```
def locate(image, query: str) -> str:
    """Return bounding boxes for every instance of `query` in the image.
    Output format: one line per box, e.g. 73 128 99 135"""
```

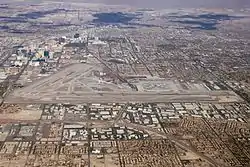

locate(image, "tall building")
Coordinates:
44 51 49 58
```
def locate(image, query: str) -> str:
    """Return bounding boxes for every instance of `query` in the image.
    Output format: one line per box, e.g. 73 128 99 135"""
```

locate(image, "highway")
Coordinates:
111 104 129 127
117 120 226 167
61 107 226 167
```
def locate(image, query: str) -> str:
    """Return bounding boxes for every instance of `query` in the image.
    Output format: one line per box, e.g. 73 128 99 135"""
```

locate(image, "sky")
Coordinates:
2 0 250 9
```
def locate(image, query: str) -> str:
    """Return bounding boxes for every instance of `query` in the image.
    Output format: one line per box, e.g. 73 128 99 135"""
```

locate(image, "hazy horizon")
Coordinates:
1 0 250 9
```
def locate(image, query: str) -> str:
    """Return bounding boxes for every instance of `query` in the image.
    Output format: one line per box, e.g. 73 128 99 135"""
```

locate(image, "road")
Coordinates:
117 120 226 167
96 48 138 91
110 104 129 127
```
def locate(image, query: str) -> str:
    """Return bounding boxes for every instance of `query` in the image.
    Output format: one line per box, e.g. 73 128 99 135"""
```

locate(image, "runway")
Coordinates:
5 63 243 104
5 90 242 104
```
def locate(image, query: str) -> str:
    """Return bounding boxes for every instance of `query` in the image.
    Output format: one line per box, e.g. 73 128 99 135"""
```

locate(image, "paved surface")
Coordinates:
5 63 243 104
117 120 225 167
5 90 242 104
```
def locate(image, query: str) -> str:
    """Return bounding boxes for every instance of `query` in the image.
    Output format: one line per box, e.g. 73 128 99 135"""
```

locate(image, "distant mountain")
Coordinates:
2 0 250 9
91 0 250 9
